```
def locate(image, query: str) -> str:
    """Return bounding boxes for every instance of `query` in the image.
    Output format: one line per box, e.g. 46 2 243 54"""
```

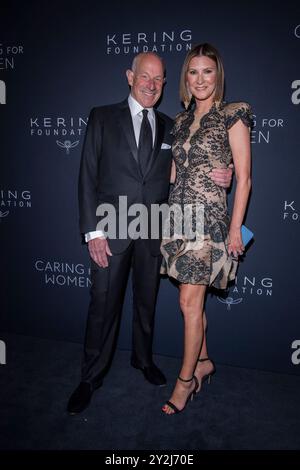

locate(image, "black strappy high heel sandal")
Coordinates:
196 357 216 393
162 375 199 415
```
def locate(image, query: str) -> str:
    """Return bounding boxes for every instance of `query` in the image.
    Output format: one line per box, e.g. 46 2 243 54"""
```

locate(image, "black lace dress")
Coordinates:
160 101 252 289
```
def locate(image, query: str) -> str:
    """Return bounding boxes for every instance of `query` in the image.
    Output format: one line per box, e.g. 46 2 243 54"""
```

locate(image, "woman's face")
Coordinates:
186 55 217 104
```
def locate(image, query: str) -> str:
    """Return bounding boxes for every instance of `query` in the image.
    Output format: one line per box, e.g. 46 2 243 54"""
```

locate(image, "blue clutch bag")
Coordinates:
241 224 254 246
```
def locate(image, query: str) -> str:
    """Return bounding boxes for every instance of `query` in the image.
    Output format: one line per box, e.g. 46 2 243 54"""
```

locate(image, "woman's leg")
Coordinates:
194 310 215 391
162 283 207 414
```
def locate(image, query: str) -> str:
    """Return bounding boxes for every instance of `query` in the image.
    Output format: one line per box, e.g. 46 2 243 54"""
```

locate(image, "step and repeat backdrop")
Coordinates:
1 0 299 374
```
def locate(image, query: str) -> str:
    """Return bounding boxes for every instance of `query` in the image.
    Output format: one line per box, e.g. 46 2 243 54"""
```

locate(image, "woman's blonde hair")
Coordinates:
179 43 224 109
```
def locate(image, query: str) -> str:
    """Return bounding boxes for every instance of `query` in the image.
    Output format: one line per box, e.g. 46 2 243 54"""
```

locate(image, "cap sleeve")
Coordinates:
225 102 253 130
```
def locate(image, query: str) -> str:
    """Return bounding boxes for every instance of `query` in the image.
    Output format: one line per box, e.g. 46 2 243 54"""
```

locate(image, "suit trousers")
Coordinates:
81 238 162 389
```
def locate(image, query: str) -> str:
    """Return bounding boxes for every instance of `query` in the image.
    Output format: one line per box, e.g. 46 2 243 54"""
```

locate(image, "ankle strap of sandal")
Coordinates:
198 357 209 363
178 375 194 383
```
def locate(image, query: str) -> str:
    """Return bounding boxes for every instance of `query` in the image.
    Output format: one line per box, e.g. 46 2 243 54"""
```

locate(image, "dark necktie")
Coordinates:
138 109 153 176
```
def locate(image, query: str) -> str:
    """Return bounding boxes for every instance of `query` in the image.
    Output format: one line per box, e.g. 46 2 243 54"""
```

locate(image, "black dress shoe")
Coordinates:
67 382 94 415
131 362 166 386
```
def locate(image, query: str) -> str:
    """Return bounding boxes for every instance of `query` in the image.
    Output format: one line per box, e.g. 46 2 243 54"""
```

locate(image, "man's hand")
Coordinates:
88 237 112 268
210 164 234 188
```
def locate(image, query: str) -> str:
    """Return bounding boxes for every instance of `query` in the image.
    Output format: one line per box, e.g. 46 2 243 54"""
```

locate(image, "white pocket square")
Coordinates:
161 143 171 149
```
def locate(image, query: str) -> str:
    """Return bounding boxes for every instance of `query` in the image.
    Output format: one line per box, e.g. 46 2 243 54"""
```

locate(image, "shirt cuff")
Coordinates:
85 230 105 242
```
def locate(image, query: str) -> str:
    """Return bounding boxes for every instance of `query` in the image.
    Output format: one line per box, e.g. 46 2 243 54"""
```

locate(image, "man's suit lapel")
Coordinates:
118 101 139 164
118 101 166 178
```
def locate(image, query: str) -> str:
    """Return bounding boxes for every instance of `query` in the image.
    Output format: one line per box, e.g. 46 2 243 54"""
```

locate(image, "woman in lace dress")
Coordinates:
161 43 252 414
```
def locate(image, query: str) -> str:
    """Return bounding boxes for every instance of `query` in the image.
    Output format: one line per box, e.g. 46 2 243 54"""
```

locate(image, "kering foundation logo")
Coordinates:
29 116 87 154
34 259 91 288
56 140 80 154
0 189 32 219
0 43 24 71
217 295 243 311
283 200 298 221
0 210 9 219
106 30 192 55
217 274 273 309
251 114 284 144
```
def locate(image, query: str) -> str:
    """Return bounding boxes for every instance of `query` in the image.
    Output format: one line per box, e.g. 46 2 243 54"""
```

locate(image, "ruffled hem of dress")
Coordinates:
160 218 238 289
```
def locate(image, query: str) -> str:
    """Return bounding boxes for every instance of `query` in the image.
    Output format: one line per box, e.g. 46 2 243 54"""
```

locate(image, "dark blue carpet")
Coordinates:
0 333 299 450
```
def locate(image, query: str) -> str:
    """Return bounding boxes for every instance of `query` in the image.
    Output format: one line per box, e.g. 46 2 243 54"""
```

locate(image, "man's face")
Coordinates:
126 54 165 108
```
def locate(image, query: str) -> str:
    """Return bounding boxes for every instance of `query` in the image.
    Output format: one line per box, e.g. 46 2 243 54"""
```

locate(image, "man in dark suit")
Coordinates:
67 52 231 414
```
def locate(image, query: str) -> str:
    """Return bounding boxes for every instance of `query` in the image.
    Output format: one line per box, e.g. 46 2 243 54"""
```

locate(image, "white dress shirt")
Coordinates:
85 95 156 242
